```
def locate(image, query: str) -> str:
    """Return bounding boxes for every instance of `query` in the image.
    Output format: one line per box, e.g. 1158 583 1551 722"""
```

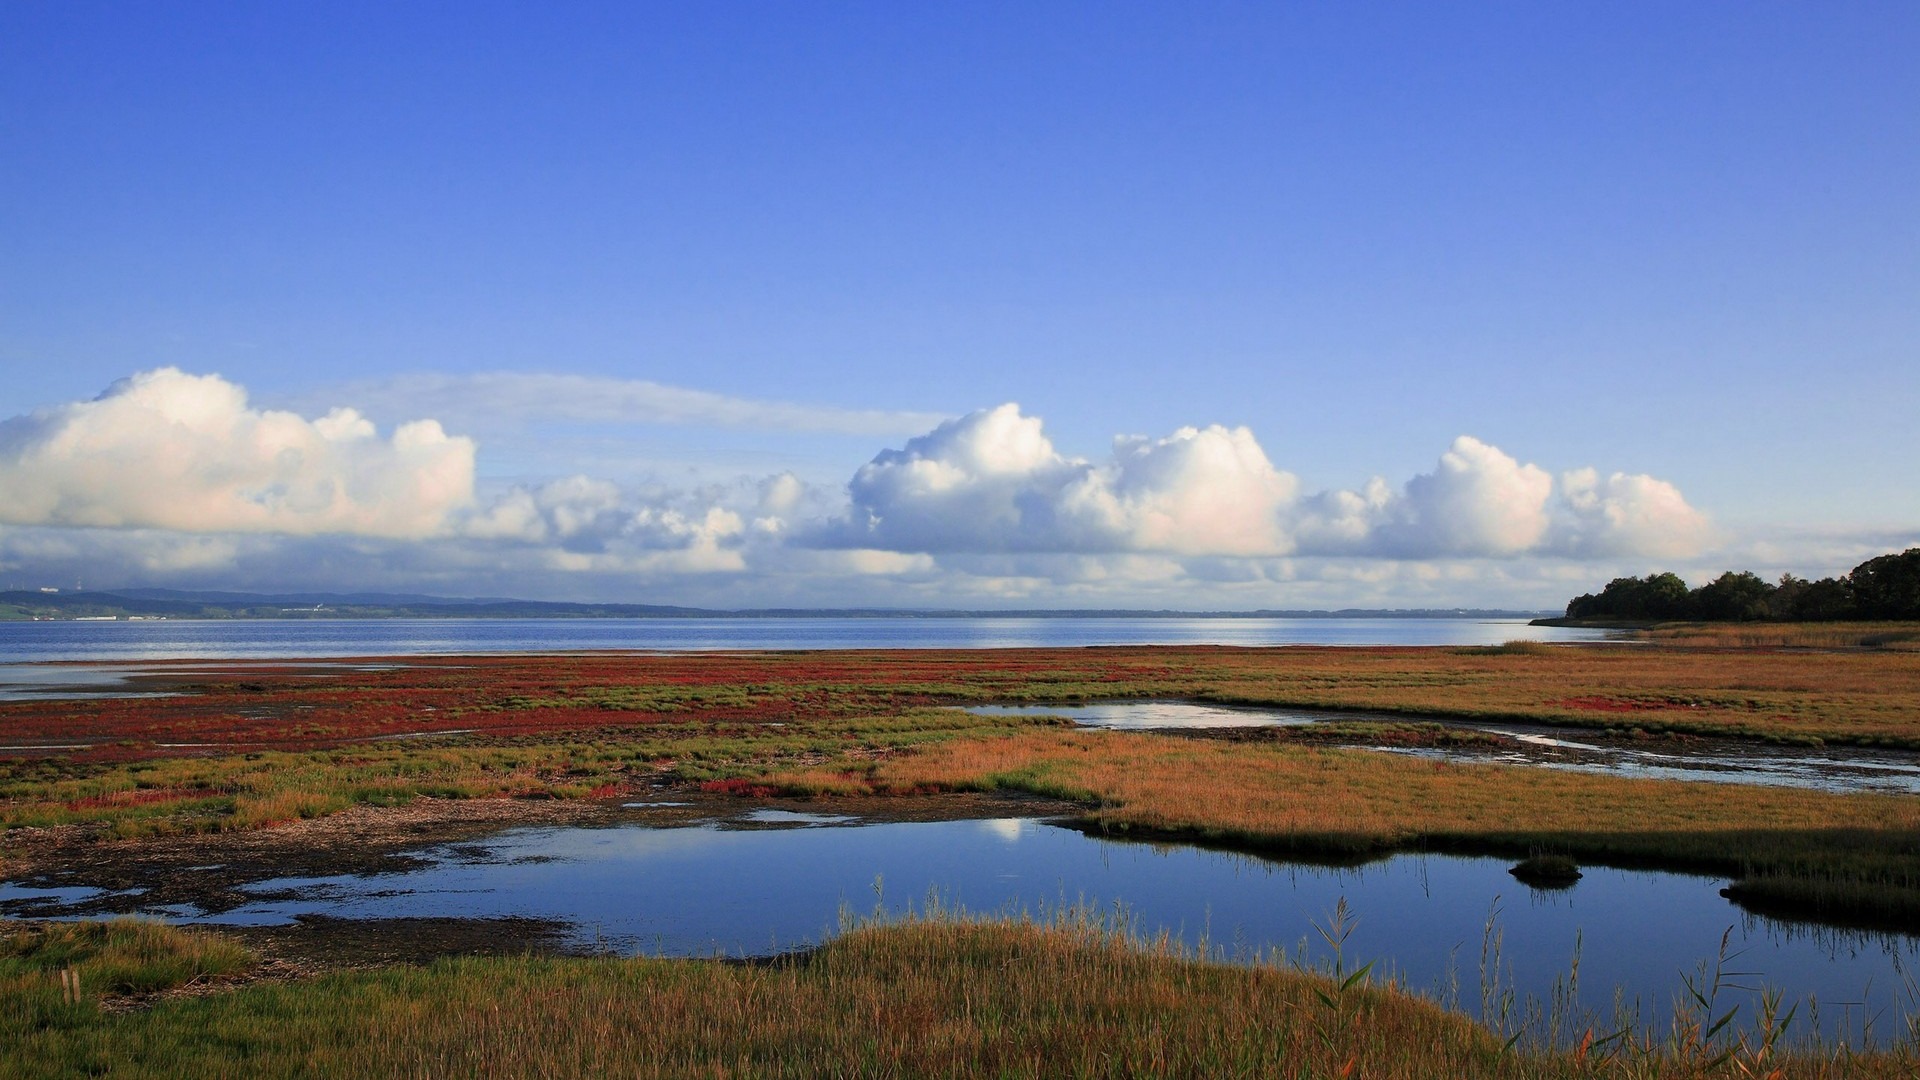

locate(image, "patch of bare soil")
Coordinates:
224 914 581 971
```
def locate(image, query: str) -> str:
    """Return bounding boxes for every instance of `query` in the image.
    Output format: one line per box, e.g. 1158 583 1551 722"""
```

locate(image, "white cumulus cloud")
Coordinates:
1556 468 1715 558
0 368 475 538
1361 436 1554 557
817 407 1711 563
825 404 1090 553
461 476 752 574
0 372 1725 605
820 404 1301 556
1063 426 1299 556
464 476 629 546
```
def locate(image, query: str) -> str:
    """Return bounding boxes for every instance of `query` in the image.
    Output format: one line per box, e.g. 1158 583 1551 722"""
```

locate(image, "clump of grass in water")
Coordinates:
1457 639 1558 657
1510 853 1584 888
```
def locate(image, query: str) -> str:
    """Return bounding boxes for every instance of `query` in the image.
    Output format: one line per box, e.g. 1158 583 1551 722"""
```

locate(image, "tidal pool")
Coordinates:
0 660 402 704
0 664 180 703
968 702 1920 796
15 813 1912 1047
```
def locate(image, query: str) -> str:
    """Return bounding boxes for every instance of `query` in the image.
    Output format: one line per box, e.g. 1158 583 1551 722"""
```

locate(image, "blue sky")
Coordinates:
2 3 1916 608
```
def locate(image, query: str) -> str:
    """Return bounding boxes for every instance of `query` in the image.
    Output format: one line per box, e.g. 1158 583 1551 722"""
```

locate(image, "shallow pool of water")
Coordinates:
13 815 1910 1047
0 660 404 704
0 664 175 703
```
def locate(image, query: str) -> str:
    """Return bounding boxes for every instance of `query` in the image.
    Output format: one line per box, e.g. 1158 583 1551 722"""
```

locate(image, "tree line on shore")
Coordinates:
1565 546 1920 622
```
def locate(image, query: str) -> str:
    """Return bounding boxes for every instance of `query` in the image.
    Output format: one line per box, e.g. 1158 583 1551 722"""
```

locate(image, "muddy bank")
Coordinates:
1 794 623 891
223 915 581 970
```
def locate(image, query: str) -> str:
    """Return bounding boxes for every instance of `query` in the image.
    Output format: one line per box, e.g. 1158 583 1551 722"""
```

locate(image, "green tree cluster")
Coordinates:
1564 547 1920 622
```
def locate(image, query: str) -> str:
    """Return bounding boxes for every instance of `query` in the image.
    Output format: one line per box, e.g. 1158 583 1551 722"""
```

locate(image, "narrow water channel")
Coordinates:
7 811 1912 1047
965 702 1920 796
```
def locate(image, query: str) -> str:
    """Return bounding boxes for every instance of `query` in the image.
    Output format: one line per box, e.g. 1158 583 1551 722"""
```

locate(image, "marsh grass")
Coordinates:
0 910 1497 1079
4 650 1917 1074
0 707 1050 838
1631 622 1920 651
7 644 1920 843
1457 639 1561 657
6 647 1920 929
1 910 1913 1079
1510 854 1584 887
0 918 253 1027
769 730 1920 924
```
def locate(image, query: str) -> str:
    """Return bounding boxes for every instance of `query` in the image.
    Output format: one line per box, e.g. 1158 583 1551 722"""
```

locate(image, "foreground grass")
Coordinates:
1 919 253 1011
3 916 1910 1079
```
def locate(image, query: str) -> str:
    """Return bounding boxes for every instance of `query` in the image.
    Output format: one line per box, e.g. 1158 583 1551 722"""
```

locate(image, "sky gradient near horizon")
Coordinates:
2 3 1916 609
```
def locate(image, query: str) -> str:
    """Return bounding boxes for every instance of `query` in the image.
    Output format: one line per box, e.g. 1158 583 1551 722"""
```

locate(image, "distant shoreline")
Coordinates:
0 589 1552 622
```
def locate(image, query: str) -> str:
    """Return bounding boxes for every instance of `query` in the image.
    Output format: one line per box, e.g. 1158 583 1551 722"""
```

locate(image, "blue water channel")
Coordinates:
10 810 1910 1048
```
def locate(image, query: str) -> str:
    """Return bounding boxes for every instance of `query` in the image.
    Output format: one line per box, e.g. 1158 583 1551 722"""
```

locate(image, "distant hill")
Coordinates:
115 588 514 606
0 589 1552 621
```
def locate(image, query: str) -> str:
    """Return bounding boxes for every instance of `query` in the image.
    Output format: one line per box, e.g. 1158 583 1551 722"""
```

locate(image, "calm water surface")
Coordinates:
0 616 1602 664
6 813 1907 1047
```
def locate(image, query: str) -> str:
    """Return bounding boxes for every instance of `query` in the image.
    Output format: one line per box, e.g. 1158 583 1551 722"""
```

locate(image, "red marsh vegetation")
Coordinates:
6 643 1918 762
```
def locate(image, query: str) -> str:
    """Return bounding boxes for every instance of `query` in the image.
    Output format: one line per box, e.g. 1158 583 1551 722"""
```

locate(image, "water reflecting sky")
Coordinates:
10 815 1902 1048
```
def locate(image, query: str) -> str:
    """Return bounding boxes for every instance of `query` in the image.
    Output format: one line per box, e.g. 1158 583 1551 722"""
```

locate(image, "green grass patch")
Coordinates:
0 913 1909 1078
1 918 253 1030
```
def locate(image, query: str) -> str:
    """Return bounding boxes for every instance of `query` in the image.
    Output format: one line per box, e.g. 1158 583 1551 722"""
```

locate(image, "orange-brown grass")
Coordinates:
3 914 1907 1079
1627 622 1920 651
1178 644 1920 747
772 730 1920 920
